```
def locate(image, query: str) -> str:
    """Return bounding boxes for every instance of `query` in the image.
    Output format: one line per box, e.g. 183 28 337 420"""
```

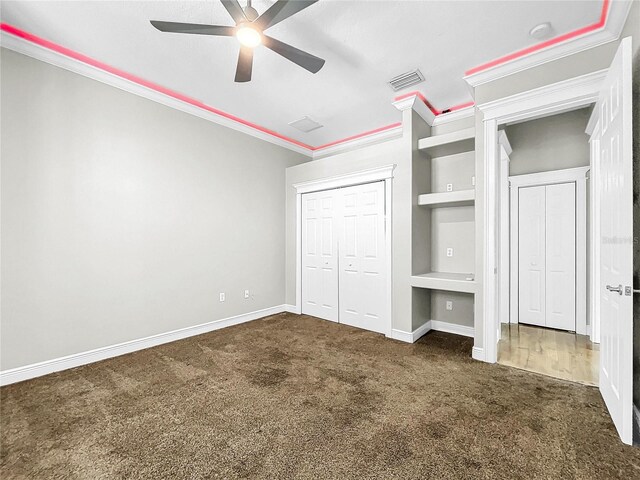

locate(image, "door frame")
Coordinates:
477 68 607 363
292 165 396 337
509 167 589 335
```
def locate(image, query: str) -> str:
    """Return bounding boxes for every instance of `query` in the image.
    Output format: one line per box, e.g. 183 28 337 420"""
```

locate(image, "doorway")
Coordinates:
497 109 596 386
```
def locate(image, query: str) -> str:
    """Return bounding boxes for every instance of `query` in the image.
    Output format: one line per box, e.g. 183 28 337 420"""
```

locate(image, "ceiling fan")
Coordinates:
150 0 325 82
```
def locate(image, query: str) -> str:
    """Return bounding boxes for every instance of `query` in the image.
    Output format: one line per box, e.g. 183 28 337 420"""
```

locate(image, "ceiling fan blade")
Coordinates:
263 35 325 74
235 46 253 82
150 21 235 36
254 0 318 30
221 0 247 25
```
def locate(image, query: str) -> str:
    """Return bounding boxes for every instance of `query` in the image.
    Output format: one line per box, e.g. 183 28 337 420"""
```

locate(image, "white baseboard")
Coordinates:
0 305 287 386
390 321 431 343
430 320 474 338
284 304 300 314
472 346 485 361
390 320 474 344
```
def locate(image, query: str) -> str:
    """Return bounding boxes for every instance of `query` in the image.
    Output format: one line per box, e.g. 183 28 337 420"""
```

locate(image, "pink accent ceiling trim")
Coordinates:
1 23 476 153
313 122 402 150
393 91 475 117
0 23 314 151
465 0 610 76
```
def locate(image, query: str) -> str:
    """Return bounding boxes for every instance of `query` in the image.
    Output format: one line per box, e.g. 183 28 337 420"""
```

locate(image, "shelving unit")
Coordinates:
418 127 475 158
410 122 477 332
411 272 476 293
418 189 474 208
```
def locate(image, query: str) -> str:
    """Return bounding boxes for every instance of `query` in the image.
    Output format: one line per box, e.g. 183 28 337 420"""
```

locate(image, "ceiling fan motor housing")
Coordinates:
243 6 259 21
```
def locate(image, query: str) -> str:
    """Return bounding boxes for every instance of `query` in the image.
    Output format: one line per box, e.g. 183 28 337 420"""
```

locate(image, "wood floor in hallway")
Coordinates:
498 323 599 386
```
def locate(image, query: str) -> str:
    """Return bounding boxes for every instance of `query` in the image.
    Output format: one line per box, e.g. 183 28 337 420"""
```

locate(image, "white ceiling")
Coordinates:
1 1 604 147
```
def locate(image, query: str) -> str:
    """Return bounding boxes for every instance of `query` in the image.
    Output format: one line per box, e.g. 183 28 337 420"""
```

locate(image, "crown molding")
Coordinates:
392 94 436 125
463 0 632 88
477 68 607 124
432 105 475 126
312 124 402 159
1 30 313 157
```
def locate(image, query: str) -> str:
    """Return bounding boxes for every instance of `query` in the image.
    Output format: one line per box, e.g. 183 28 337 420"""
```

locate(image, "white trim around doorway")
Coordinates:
509 166 590 336
477 69 605 363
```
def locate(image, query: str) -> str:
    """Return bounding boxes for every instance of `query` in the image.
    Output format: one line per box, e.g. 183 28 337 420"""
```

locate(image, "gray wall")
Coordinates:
0 49 306 370
505 108 590 176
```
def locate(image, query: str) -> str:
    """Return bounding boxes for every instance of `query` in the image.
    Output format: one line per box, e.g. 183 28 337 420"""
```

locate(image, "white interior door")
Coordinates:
338 182 387 334
545 182 576 331
598 37 633 445
301 190 338 322
518 185 546 327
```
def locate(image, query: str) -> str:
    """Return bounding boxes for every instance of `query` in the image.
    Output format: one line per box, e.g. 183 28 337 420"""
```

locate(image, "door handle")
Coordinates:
606 284 623 295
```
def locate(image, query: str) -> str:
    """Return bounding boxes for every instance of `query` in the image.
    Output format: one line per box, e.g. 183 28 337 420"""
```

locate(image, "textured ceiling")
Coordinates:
1 1 604 147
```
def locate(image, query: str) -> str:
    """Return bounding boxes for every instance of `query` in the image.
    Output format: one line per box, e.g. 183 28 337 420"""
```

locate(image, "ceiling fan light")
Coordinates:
236 25 262 48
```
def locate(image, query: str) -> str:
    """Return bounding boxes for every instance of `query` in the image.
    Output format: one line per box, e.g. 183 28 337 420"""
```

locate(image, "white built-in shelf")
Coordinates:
411 272 476 293
418 189 475 208
418 127 475 157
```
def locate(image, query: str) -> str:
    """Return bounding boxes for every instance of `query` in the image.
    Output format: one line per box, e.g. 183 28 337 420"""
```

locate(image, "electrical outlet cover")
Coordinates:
446 248 454 257
446 301 453 311
446 183 453 192
219 292 225 302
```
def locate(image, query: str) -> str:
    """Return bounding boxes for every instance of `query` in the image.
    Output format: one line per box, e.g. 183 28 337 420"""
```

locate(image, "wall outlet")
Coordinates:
244 290 250 299
471 176 475 186
446 301 453 311
219 292 225 302
446 183 453 192
446 247 454 257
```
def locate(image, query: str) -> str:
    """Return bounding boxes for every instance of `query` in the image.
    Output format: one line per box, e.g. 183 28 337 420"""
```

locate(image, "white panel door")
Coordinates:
598 37 633 445
545 182 576 331
518 185 546 327
301 190 338 322
338 182 387 334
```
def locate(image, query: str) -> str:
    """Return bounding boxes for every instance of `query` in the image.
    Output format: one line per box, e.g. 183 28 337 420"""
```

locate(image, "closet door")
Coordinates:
544 182 576 331
301 190 338 322
518 185 546 327
338 182 386 334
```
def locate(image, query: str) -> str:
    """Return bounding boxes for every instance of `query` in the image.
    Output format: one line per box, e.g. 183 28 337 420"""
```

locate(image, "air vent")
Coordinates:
388 69 425 91
288 116 323 133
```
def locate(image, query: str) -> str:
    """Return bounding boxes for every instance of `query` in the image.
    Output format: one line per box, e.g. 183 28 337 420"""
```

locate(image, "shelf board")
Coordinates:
418 127 475 157
411 272 476 293
418 189 475 208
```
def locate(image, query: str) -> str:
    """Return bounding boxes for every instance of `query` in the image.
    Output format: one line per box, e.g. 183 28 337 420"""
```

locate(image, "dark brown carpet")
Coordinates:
2 313 639 479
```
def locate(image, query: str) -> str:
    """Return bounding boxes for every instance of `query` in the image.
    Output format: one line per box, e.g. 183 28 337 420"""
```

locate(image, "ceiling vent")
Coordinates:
388 69 425 91
288 116 323 133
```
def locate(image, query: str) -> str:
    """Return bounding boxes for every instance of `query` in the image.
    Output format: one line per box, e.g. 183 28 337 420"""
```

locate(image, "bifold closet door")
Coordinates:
519 185 547 327
338 182 386 334
301 190 338 322
518 183 576 330
544 182 575 331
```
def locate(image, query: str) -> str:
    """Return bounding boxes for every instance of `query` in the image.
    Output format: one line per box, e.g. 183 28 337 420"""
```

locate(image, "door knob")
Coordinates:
606 284 623 295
